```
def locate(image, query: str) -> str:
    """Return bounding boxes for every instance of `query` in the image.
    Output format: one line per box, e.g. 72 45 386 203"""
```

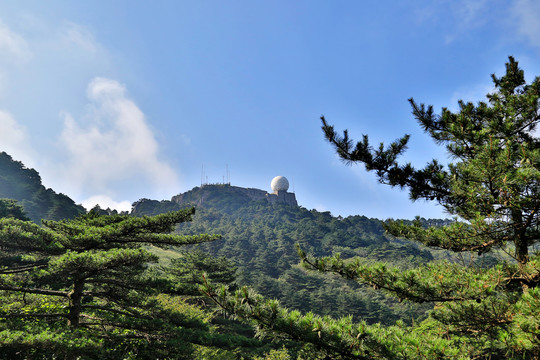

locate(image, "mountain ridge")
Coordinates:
132 183 300 216
0 152 85 222
0 152 446 324
132 183 445 324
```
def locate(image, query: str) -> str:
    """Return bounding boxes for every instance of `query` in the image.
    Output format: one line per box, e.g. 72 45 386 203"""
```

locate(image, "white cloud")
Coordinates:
87 77 126 101
0 111 25 145
0 20 31 62
457 0 488 27
0 19 32 97
444 0 489 44
59 77 180 199
512 0 540 48
0 18 178 205
0 110 34 166
81 195 132 212
61 22 100 53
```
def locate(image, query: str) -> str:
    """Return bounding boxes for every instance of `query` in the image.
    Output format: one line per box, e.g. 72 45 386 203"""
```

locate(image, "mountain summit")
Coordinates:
132 182 298 216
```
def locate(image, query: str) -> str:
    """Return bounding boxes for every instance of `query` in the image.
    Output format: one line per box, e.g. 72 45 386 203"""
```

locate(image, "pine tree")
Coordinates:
0 198 29 221
202 57 540 359
0 207 250 358
164 249 237 297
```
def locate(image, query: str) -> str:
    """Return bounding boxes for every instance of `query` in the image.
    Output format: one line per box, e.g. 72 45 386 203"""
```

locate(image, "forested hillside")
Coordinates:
0 152 85 222
200 57 540 359
0 155 454 357
133 185 445 324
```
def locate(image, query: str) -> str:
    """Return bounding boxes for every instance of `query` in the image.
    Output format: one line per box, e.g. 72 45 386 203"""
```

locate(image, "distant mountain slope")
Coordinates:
133 185 439 325
0 152 85 222
132 184 292 216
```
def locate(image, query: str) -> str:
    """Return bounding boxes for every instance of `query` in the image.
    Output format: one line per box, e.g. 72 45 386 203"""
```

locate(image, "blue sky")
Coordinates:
0 1 539 219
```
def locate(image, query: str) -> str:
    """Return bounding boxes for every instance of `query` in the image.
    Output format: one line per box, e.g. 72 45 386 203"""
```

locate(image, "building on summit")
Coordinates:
266 176 297 206
165 175 298 211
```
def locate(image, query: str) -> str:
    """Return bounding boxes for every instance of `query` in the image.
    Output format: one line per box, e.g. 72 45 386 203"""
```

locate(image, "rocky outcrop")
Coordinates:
170 184 298 208
130 184 300 217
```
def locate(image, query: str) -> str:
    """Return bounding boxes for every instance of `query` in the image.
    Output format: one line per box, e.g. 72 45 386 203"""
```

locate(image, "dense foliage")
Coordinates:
203 57 540 359
3 57 536 360
0 198 30 221
0 207 268 358
135 187 438 326
0 152 85 222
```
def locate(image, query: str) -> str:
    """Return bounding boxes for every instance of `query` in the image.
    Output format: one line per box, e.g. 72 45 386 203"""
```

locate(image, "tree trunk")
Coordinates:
512 209 528 267
67 280 84 328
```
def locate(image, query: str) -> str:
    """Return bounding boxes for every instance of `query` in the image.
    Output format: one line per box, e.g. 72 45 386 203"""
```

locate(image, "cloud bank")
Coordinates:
0 110 35 166
0 18 180 212
81 195 132 212
60 77 180 209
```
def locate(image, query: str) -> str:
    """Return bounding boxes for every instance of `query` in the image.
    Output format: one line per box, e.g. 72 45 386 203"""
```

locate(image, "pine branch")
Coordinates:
0 263 48 274
383 218 508 254
201 277 470 359
0 285 68 297
298 248 503 304
80 304 151 320
321 116 453 202
0 312 67 319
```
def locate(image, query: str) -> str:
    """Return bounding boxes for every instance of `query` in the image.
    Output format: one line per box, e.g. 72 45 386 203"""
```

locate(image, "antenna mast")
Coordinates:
201 165 203 187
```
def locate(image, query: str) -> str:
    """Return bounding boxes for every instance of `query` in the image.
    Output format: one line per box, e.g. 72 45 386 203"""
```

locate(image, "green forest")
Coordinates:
133 186 452 326
0 152 86 223
0 57 539 359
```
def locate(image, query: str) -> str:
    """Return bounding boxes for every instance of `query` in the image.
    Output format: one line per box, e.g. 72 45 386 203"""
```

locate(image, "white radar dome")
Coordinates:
271 176 289 192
